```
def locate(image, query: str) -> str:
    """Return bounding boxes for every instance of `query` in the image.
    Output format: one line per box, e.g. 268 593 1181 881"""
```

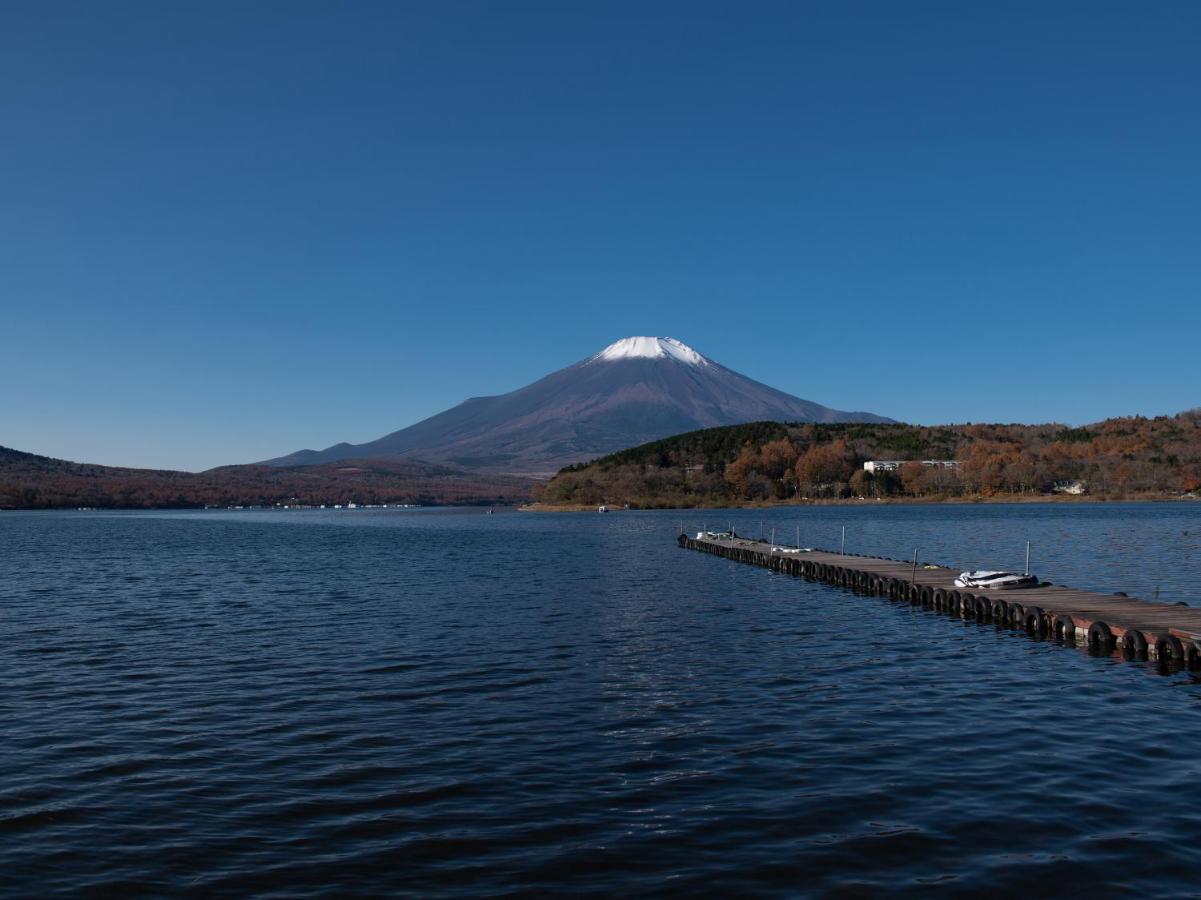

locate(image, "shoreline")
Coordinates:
521 493 1198 512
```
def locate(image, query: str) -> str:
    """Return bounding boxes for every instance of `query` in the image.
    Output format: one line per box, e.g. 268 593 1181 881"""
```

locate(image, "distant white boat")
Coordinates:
598 505 608 513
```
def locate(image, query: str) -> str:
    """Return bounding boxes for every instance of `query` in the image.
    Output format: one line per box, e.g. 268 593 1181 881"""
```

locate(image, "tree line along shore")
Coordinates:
535 413 1201 509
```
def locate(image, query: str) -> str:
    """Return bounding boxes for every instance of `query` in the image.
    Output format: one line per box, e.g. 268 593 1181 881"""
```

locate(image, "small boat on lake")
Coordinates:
954 570 1039 590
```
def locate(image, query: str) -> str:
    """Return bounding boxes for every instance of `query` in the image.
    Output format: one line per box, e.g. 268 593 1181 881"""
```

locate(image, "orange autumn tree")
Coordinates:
959 442 1023 495
795 439 855 497
759 438 799 496
723 444 761 499
724 438 801 499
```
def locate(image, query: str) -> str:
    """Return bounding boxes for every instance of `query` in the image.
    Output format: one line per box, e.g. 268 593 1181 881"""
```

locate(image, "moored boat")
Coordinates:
954 570 1039 590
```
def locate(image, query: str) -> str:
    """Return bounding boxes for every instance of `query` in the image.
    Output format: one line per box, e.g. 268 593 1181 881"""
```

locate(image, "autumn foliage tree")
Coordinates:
795 439 855 497
723 444 760 499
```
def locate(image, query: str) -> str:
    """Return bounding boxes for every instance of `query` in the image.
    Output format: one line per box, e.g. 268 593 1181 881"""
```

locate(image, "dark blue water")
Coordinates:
3 503 1201 897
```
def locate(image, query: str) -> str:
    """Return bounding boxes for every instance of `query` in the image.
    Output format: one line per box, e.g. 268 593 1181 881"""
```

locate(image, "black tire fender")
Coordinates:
1156 634 1184 661
1054 615 1076 641
1087 621 1115 649
1122 629 1148 654
1189 640 1201 670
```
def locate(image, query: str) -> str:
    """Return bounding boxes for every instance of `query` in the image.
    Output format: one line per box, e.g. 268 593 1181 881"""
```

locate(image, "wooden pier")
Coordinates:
679 533 1201 667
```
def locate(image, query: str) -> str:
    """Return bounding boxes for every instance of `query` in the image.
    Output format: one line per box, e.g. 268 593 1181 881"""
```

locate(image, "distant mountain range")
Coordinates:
2 336 893 508
263 337 891 476
0 445 534 510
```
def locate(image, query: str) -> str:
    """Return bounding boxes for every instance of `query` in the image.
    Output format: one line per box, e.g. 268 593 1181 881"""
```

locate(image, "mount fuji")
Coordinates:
262 337 892 476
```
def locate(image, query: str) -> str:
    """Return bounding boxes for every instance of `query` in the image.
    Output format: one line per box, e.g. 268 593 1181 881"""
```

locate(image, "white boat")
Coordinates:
954 570 1039 590
598 505 608 513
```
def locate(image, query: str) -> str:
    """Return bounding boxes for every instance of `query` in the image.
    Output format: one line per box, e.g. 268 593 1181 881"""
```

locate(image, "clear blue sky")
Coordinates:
2 1 1199 471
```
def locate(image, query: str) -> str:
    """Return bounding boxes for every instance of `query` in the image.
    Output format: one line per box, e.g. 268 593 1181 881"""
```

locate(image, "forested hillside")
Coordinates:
538 412 1201 508
0 446 534 509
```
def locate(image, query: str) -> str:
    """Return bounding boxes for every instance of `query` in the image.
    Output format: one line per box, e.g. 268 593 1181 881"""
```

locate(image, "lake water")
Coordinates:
4 502 1201 896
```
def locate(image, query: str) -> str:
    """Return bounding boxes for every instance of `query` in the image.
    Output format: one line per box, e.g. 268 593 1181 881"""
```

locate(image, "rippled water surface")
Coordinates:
4 503 1201 897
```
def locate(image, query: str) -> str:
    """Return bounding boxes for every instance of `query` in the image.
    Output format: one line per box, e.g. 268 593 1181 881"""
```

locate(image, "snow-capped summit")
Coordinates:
592 337 709 367
262 336 892 475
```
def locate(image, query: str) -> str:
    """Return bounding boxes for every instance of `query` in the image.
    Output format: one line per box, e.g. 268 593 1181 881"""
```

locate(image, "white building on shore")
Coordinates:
863 459 961 473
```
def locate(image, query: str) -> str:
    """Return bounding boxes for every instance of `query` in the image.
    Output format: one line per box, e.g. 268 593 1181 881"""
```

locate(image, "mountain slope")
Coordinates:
264 337 892 475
